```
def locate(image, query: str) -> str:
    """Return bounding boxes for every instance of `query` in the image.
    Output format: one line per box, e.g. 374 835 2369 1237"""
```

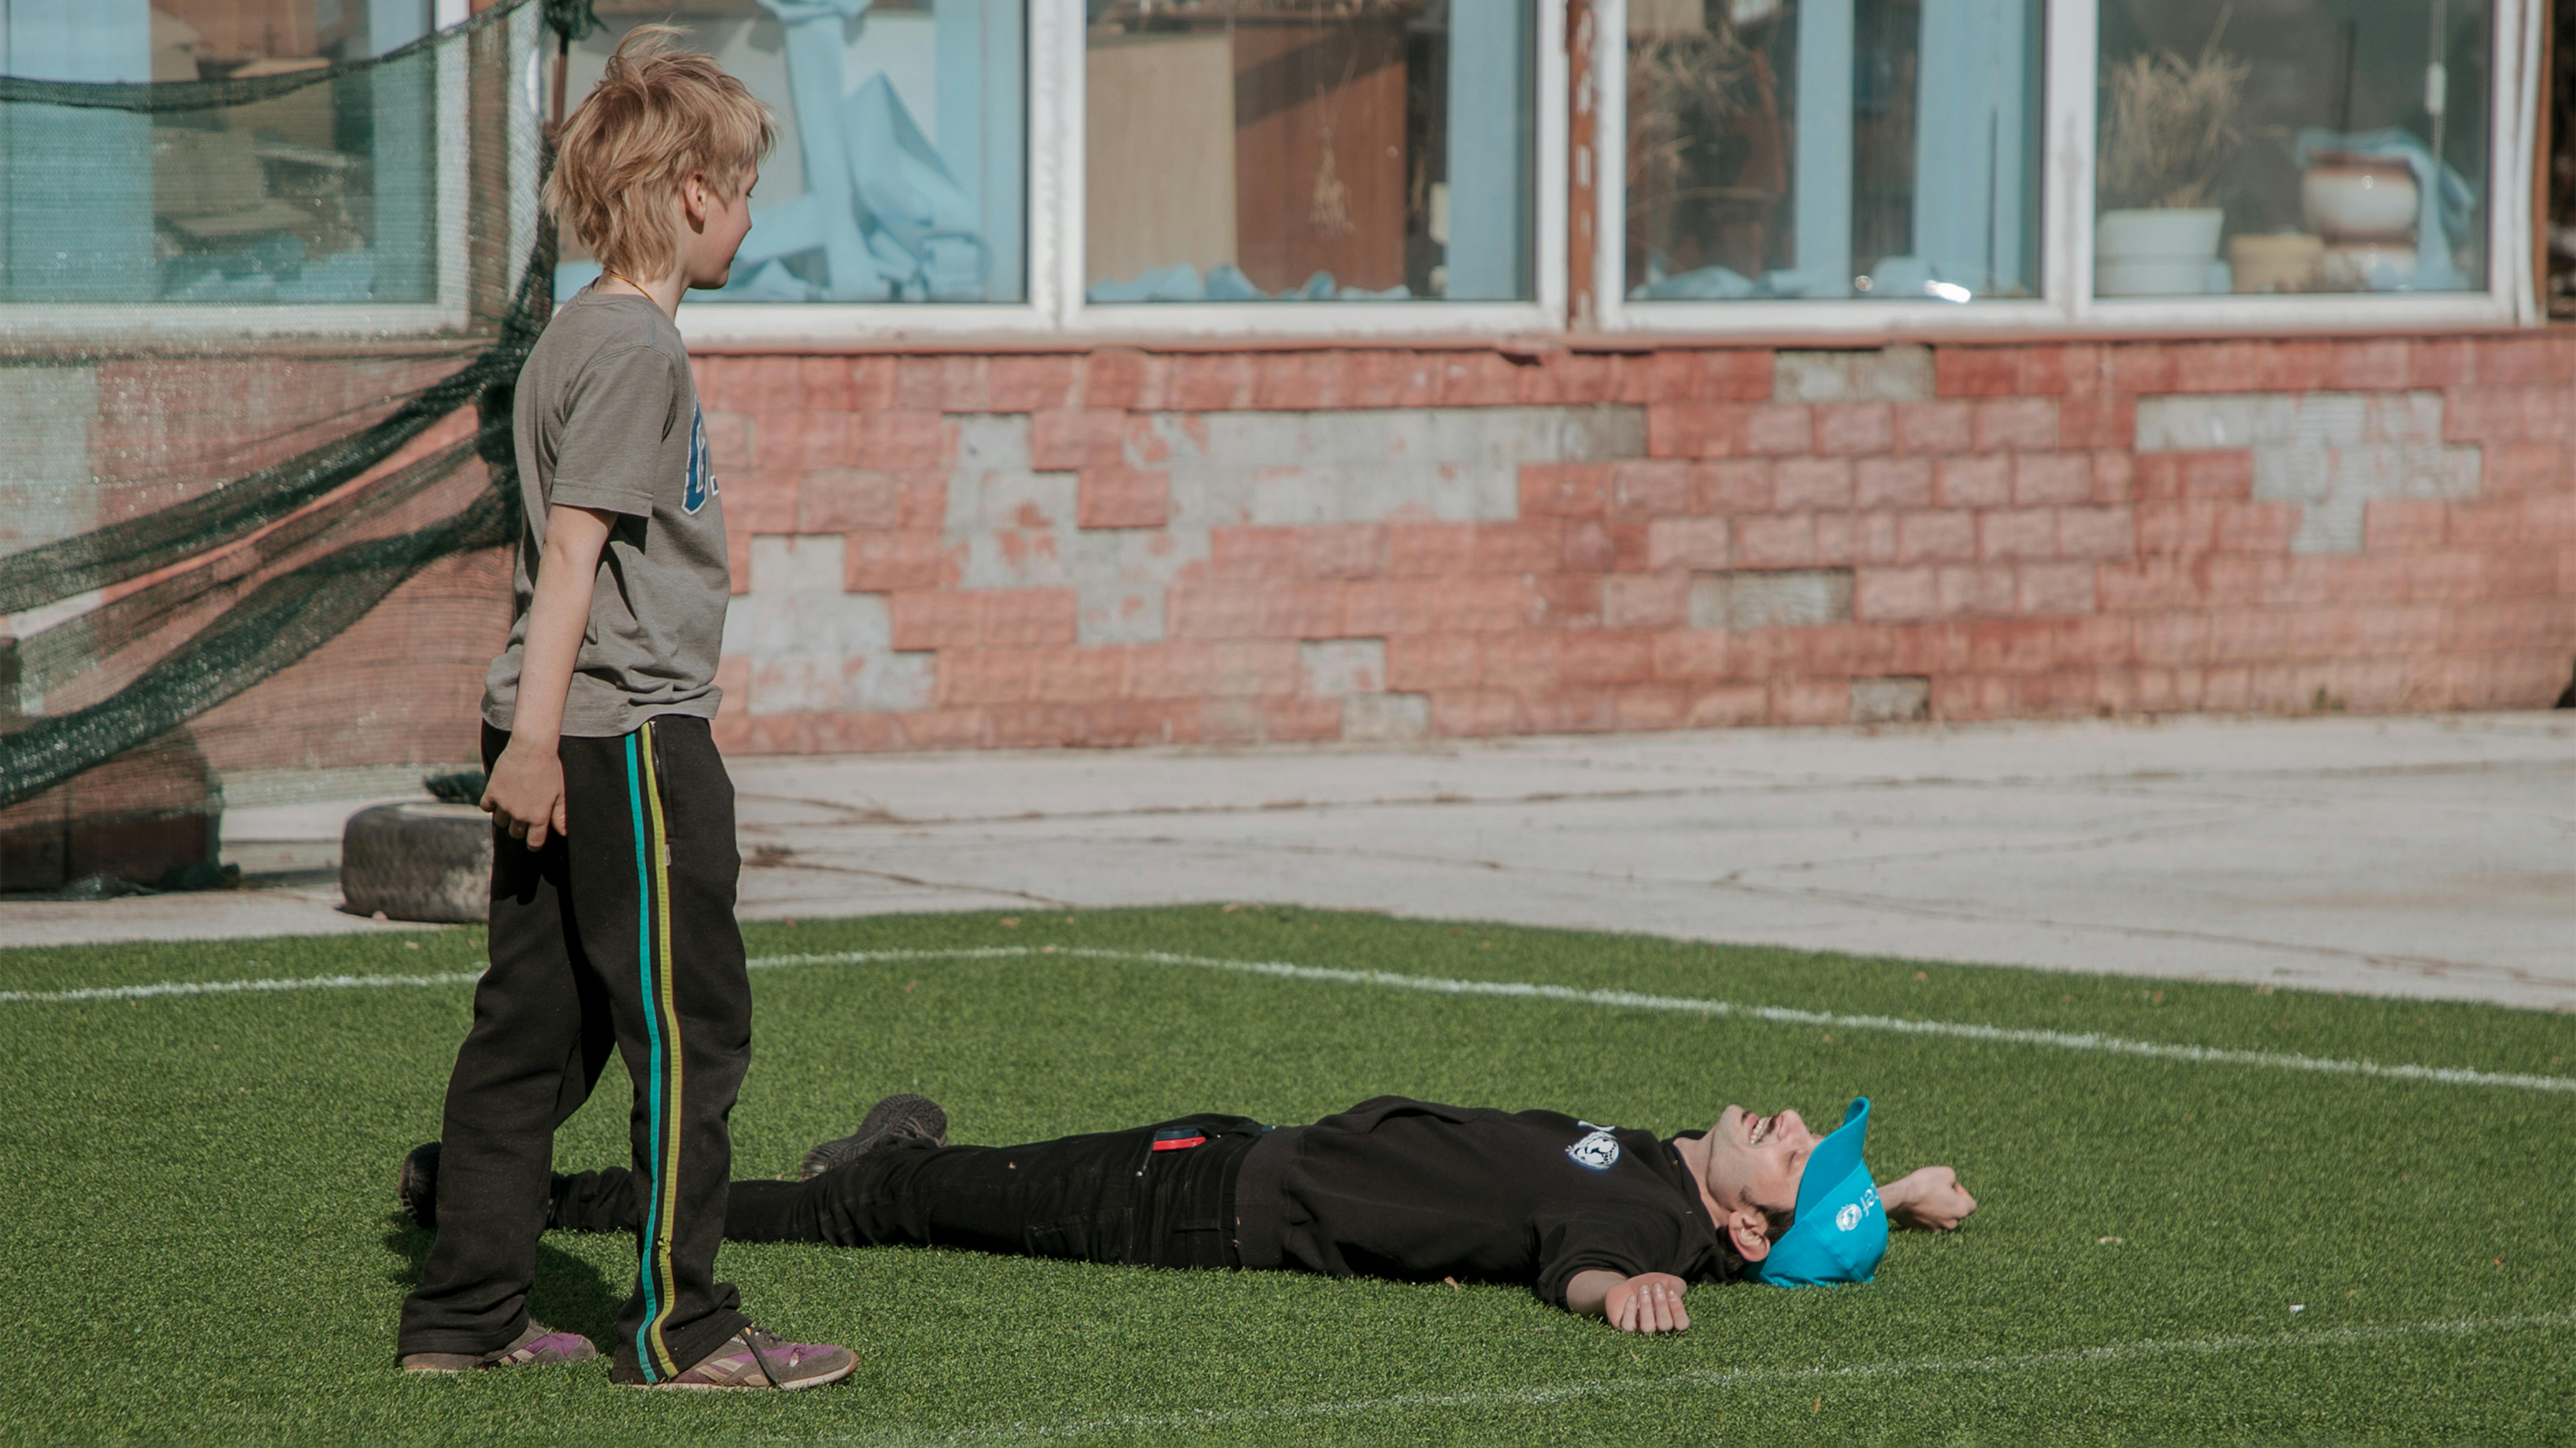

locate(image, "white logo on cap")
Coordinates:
1836 1203 1862 1232
1565 1123 1621 1170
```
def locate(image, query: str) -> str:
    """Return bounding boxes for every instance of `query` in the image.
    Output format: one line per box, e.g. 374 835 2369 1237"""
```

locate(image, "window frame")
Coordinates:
0 0 495 342
1591 0 2552 339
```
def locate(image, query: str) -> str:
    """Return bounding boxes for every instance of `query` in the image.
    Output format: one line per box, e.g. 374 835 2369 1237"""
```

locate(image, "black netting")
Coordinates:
0 0 578 888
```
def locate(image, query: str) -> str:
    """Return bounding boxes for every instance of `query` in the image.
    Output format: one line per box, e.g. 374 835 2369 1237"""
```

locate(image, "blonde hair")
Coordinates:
546 26 776 281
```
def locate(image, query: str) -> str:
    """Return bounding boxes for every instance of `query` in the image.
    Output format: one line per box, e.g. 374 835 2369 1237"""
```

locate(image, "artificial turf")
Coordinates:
2 906 2570 1445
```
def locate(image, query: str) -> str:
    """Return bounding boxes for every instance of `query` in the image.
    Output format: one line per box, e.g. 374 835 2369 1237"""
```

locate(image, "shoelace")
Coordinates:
735 1325 787 1387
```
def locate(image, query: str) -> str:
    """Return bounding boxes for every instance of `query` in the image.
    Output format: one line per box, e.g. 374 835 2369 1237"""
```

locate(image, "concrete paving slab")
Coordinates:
4 713 2570 1010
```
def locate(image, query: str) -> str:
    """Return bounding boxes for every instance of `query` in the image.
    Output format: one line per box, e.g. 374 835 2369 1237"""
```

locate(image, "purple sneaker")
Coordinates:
400 1320 598 1374
624 1325 855 1391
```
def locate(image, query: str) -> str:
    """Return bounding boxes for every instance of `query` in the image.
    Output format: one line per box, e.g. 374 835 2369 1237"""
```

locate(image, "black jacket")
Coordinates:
1258 1097 1729 1306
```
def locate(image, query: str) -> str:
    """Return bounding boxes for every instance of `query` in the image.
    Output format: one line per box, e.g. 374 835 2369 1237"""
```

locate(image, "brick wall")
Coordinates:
691 334 2576 754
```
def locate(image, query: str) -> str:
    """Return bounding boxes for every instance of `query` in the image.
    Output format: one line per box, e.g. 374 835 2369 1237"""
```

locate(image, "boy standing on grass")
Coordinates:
395 29 852 1391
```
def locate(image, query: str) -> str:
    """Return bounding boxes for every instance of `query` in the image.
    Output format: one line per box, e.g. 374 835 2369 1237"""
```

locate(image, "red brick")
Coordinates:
1166 583 1263 640
1388 633 1481 690
1258 581 1345 638
1479 632 1561 689
1561 520 1617 572
2359 499 2448 553
2108 343 2176 395
1434 577 1546 632
2133 451 2255 501
1079 349 1158 409
1773 679 1851 725
892 355 979 411
1300 525 1389 579
1815 402 1895 455
1432 690 1525 736
1251 352 1343 409
1029 409 1127 470
850 411 945 470
2328 339 2411 390
888 590 988 650
1937 564 2017 617
1776 457 1854 511
1896 511 1977 563
1337 350 1442 407
1936 454 2012 508
1746 404 1816 455
2478 334 2576 384
1472 521 1562 574
1976 508 2054 562
1262 698 1347 742
981 704 1092 749
2056 399 2135 450
1700 350 1777 400
1521 351 1621 406
1032 648 1129 703
1534 572 1604 628
2251 340 2335 391
1076 468 1169 530
1647 402 1747 458
1894 400 1975 454
1610 460 1693 515
1436 352 1528 406
1692 459 1774 513
2057 506 2135 559
984 589 1080 646
1855 455 1934 510
2483 443 2570 494
1167 355 1254 409
795 470 901 531
1617 352 1705 404
1646 516 1730 570
982 355 1080 411
1339 580 1437 635
844 530 949 592
1128 641 1301 698
1735 513 1818 569
1973 398 2057 452
719 468 797 532
2164 341 2260 393
1854 566 1937 621
897 472 948 530
1834 510 1898 565
1387 522 1476 576
2013 453 2092 506
1653 630 1730 680
1523 461 1613 516
1206 527 1303 579
938 648 1037 706
2017 563 2098 615
726 530 751 595
1602 572 1690 629
1935 348 2019 397
1611 684 1691 730
1687 684 1770 725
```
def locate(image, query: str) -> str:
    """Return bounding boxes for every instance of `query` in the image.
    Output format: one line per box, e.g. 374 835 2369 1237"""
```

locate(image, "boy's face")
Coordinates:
1701 1105 1817 1234
679 168 758 291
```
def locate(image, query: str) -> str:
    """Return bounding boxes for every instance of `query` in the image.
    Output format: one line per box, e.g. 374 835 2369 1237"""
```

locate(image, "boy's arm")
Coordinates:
482 504 616 849
1879 1166 1978 1230
1565 1270 1692 1334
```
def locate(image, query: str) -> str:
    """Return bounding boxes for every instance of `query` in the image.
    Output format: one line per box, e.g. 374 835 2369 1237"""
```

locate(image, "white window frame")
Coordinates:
0 0 489 342
1593 0 2552 339
682 0 1567 348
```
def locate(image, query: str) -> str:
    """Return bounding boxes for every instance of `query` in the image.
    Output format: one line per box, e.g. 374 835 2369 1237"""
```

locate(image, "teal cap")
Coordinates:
1742 1097 1887 1288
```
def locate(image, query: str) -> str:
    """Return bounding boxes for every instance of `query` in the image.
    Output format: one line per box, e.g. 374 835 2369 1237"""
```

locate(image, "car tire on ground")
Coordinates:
341 803 492 924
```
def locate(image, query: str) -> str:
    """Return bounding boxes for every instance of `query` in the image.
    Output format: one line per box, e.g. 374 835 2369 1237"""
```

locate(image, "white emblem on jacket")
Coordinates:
1565 1122 1621 1170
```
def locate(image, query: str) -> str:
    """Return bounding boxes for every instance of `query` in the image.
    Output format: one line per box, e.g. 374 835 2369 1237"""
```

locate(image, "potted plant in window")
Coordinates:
2095 22 2250 296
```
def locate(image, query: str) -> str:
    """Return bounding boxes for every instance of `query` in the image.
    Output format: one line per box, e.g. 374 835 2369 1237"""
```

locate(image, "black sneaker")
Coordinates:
397 1141 441 1230
397 1140 573 1231
799 1094 947 1180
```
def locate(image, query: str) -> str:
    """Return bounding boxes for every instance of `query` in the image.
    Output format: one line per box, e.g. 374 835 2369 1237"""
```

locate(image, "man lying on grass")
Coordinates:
401 1093 1976 1334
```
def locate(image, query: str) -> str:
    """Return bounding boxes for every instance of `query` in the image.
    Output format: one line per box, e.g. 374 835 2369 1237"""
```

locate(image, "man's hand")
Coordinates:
482 741 569 850
1566 1271 1692 1334
1880 1166 1978 1231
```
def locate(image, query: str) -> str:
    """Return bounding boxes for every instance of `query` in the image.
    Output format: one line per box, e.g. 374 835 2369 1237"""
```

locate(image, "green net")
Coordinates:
0 0 569 890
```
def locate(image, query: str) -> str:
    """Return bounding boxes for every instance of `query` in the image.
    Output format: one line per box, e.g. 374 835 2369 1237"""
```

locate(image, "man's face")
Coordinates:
1702 1105 1820 1230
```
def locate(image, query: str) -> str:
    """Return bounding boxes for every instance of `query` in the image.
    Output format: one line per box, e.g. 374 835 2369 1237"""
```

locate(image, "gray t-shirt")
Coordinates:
482 288 728 737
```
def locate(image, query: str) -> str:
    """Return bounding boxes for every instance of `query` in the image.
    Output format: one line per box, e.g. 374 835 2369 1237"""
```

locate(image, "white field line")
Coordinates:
8 944 2572 1096
917 1309 2576 1441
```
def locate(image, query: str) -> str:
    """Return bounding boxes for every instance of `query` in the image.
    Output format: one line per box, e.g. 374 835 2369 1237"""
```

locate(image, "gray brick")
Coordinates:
1342 692 1430 742
1850 676 1931 724
1774 345 1933 403
1300 639 1387 697
1689 569 1856 629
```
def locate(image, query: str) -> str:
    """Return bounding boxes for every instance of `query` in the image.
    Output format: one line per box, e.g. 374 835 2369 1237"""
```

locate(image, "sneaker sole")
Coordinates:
622 1359 856 1391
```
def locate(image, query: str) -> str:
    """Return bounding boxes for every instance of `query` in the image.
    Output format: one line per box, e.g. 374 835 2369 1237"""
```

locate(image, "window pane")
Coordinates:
1083 0 1535 304
0 0 438 304
1625 0 2041 303
2095 0 2489 297
563 1 1029 304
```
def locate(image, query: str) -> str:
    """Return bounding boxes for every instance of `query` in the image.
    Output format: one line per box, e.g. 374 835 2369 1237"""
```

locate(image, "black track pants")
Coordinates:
398 716 751 1381
555 1117 1268 1271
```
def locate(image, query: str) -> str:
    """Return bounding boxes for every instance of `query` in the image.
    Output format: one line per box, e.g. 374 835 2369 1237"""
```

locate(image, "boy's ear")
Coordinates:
679 173 710 229
1725 1209 1772 1263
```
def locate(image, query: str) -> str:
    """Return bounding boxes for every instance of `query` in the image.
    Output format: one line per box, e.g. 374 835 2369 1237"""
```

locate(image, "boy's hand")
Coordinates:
1882 1166 1978 1231
482 742 569 849
1603 1273 1692 1334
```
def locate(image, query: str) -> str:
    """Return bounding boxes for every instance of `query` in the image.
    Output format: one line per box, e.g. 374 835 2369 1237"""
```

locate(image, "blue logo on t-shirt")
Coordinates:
682 407 716 513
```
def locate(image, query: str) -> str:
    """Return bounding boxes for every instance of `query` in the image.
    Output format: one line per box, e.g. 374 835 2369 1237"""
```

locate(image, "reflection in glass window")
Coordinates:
2096 0 2489 297
1 0 437 304
1082 0 1534 304
562 1 1027 304
1625 0 2040 304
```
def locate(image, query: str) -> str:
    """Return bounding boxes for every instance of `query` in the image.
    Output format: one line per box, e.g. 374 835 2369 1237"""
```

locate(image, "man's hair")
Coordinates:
546 26 775 282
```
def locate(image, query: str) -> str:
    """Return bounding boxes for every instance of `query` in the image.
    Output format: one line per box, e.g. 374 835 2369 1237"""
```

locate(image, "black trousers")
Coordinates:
553 1117 1269 1271
398 716 752 1381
